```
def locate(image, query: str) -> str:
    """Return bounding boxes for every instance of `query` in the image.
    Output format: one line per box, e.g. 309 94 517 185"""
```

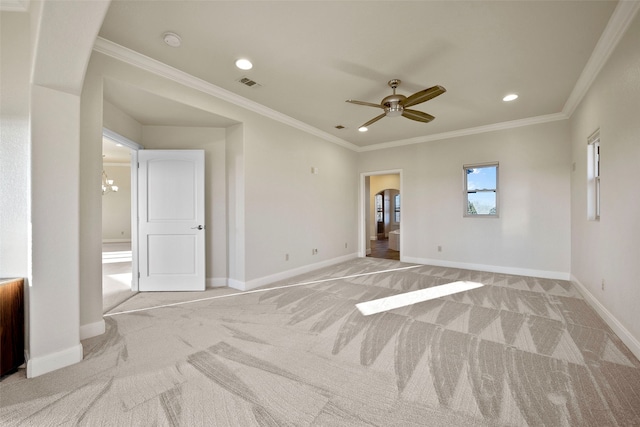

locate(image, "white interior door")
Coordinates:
138 150 205 291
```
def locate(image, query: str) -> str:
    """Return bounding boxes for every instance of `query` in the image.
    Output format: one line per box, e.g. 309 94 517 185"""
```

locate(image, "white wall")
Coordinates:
30 84 84 376
101 164 131 241
569 12 640 354
243 114 358 285
359 120 572 279
0 11 30 280
226 124 245 287
103 99 142 143
0 11 32 368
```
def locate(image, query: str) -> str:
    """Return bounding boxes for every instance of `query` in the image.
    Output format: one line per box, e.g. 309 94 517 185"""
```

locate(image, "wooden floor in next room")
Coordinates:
367 238 400 261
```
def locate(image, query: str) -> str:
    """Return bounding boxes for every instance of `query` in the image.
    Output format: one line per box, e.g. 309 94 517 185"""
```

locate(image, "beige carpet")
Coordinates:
1 258 639 426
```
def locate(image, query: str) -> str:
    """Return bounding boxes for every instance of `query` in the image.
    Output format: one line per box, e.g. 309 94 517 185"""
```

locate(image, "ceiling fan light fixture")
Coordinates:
385 102 404 117
235 58 253 70
503 93 518 102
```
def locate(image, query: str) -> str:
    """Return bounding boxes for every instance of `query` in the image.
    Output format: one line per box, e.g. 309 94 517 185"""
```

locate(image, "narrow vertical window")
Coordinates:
375 194 383 222
587 130 600 220
464 163 499 217
394 194 400 223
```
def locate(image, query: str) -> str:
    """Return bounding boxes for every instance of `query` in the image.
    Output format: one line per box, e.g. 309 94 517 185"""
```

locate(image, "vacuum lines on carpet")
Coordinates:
105 264 423 317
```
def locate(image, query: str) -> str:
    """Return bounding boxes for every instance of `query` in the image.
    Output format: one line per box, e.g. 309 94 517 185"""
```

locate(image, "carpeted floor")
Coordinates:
1 258 639 426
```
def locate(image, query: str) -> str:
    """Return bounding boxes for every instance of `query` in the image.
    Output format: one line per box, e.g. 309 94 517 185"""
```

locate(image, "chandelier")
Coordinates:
102 170 119 195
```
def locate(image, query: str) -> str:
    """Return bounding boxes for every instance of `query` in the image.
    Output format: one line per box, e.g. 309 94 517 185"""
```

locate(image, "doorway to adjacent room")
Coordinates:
361 171 402 261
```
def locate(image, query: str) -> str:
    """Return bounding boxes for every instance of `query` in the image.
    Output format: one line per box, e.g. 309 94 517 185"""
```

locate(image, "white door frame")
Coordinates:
102 128 143 291
359 169 403 259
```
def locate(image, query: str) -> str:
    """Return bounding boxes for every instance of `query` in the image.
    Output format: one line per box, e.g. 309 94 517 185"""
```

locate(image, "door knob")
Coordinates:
191 225 204 230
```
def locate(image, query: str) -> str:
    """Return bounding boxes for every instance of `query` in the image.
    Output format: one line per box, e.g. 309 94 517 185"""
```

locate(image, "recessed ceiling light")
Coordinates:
235 58 253 70
358 126 368 132
162 32 182 48
503 94 518 102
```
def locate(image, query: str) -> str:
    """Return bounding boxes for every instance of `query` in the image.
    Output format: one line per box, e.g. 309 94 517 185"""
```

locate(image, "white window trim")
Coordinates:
587 129 600 221
463 162 499 218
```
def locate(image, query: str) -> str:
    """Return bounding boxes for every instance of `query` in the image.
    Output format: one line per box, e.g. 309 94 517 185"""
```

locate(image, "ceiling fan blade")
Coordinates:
346 99 384 109
360 113 386 128
403 85 446 108
402 109 435 123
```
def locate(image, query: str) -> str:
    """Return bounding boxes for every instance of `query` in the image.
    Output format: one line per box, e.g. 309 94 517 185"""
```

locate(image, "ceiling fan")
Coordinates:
346 79 446 130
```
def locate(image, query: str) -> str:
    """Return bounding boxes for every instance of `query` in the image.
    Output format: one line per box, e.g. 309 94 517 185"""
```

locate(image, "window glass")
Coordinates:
587 130 600 220
464 163 498 217
375 194 383 222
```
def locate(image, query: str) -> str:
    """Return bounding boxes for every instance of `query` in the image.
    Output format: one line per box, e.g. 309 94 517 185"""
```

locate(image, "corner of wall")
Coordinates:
26 343 83 378
571 275 640 362
79 319 105 340
207 278 228 289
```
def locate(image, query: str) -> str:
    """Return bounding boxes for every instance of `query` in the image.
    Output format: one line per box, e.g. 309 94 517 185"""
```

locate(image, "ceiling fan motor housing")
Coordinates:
383 94 406 117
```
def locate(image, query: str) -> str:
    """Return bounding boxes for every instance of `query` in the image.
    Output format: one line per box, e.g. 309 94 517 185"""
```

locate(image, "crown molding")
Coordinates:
562 0 640 116
93 37 359 152
357 112 568 152
103 128 143 150
0 0 29 12
94 0 636 155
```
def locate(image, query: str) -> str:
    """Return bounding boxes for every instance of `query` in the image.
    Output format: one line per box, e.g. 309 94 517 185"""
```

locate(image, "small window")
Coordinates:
464 163 499 217
587 130 600 220
394 194 400 223
375 194 383 222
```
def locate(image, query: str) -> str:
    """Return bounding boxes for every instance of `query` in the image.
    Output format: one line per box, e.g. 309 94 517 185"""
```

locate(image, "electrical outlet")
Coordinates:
312 248 318 255
437 245 442 252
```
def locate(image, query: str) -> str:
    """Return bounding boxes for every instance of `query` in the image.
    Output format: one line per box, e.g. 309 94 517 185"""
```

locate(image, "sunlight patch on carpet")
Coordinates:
105 264 422 317
356 281 484 316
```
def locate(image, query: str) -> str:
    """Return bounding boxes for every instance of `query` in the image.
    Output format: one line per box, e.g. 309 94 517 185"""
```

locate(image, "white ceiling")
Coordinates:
97 0 619 149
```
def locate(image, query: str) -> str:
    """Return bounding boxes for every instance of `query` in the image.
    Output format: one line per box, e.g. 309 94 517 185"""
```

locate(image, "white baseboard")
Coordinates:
227 278 245 291
26 343 83 378
401 256 570 281
230 253 358 292
243 253 359 291
206 277 227 288
80 319 106 340
571 275 640 362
